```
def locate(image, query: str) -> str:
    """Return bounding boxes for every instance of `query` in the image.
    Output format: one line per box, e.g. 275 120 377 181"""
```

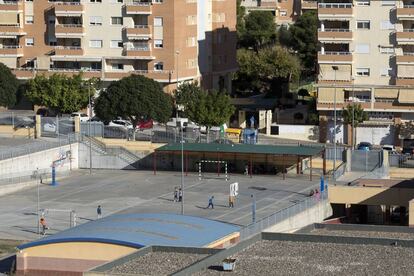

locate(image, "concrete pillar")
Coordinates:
321 44 325 55
394 113 402 148
238 110 246 129
409 199 414 227
345 203 352 221
319 115 328 143
346 124 352 146
320 21 325 32
345 148 352 172
259 110 266 130
265 110 272 135
74 116 80 134
35 115 41 139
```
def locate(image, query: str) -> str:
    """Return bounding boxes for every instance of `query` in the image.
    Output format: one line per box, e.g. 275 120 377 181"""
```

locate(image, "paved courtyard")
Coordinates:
0 170 319 241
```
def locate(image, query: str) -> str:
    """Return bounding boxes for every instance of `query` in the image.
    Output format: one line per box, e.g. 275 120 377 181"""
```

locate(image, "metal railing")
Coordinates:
240 191 328 240
318 3 352 8
56 24 83 28
318 28 351 32
403 28 414 32
133 24 149 28
319 51 352 55
55 46 82 50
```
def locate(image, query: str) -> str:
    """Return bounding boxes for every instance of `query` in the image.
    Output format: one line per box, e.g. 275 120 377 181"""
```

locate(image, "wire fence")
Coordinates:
240 191 328 240
0 112 35 129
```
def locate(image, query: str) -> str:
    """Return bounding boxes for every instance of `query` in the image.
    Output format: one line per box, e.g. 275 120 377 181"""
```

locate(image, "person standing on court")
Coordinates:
174 187 178 202
40 217 47 236
178 188 183 202
97 205 102 219
207 196 215 209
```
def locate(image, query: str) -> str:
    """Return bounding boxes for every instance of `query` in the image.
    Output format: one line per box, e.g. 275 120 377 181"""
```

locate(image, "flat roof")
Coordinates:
18 213 240 250
354 179 414 188
156 143 323 156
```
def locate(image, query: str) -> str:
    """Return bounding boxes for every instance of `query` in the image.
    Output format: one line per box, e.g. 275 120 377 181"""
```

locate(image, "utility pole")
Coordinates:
332 65 339 183
88 83 92 175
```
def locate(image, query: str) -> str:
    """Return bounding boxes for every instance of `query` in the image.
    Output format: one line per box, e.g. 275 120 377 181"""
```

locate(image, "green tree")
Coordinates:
234 47 301 95
94 75 172 138
399 121 414 140
240 11 277 50
0 62 19 108
342 104 368 148
236 0 246 42
278 25 293 47
186 90 235 129
289 10 318 71
26 73 98 114
175 81 203 110
298 88 309 99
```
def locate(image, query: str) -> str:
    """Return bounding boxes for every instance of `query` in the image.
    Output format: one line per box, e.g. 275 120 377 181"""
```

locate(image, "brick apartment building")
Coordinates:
0 0 237 93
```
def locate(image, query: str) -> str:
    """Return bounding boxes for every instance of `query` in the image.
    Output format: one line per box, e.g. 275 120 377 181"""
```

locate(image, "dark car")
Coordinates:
357 142 373 151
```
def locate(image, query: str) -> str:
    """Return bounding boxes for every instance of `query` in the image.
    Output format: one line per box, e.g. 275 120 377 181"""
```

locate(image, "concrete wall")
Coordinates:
267 124 319 142
0 143 78 179
0 125 35 138
264 200 333 233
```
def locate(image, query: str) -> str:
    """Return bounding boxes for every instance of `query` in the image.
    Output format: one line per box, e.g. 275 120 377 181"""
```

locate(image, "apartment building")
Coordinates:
317 0 414 146
0 0 237 93
240 0 316 25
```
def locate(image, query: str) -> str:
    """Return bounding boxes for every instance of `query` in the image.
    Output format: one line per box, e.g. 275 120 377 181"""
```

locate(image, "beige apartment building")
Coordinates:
317 0 414 146
240 0 316 25
0 0 237 93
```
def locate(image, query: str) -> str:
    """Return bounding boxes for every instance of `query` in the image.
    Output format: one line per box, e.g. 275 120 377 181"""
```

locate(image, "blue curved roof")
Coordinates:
18 213 240 249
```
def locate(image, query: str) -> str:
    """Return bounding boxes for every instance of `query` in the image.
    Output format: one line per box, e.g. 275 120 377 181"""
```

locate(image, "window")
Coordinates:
110 40 123 48
90 0 102 2
49 37 57 46
379 46 395 54
154 39 163 48
380 20 394 30
355 0 370 5
89 40 102 48
280 10 287 16
381 0 395 5
111 63 124 70
154 62 163 71
48 16 56 25
356 20 370 29
356 68 370 76
25 38 34 46
154 17 163 27
25 16 34 24
355 44 370 54
89 16 102 26
186 15 197 25
25 59 35 68
380 68 393 76
111 17 123 25
187 36 196 47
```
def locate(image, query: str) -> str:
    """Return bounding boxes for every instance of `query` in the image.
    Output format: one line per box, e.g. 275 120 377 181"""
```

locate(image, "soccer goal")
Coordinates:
198 160 228 181
39 208 77 234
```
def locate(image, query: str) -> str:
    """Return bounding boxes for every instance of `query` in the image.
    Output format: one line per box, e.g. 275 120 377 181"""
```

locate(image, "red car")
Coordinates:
137 119 153 130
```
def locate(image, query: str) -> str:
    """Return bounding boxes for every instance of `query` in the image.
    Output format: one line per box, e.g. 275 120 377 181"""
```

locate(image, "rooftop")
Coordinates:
156 143 324 157
18 213 240 250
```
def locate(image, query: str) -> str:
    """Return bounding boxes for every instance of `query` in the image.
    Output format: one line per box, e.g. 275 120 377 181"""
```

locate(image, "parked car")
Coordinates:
109 119 133 129
70 112 89 122
382 145 396 152
357 142 373 151
137 119 153 130
43 123 56 132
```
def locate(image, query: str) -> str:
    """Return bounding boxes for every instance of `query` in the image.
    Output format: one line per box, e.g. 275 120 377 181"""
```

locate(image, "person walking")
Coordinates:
178 188 183 202
40 217 47 236
207 196 214 209
173 187 178 202
229 195 234 208
97 205 102 219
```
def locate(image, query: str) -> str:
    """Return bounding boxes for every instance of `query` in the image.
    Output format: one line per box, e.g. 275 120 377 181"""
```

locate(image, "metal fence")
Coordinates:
0 133 80 161
350 150 382 172
0 112 35 128
41 116 74 137
239 191 328 240
389 154 414 168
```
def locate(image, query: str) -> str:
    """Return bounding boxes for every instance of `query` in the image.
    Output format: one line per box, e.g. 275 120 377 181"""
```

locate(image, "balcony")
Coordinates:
259 0 277 8
317 100 371 111
125 25 152 39
396 29 414 44
54 46 84 56
104 70 172 82
397 5 414 20
318 51 353 63
53 2 84 16
373 100 414 111
396 53 414 63
0 1 23 12
11 68 35 79
302 0 317 10
39 68 101 78
0 24 25 36
55 24 85 38
318 3 353 20
123 46 153 58
396 78 414 85
0 45 22 56
318 29 352 42
124 2 152 15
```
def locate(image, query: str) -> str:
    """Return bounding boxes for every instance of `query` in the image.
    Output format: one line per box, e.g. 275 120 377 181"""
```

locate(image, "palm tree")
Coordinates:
342 103 368 148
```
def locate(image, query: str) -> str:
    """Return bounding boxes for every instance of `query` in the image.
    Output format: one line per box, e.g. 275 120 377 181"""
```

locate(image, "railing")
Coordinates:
54 1 81 5
56 24 82 28
0 24 20 26
319 51 352 55
133 24 149 29
318 28 351 32
240 191 328 240
128 1 151 5
403 4 414 8
0 45 21 49
126 46 150 51
402 52 414 56
318 3 352 8
403 29 414 32
1 1 20 4
48 68 101 72
55 46 82 50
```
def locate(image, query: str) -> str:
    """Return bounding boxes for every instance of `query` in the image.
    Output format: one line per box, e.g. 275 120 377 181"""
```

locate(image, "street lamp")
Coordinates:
332 65 339 183
176 50 180 89
88 82 92 175
36 167 40 236
180 123 184 215
351 76 355 149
